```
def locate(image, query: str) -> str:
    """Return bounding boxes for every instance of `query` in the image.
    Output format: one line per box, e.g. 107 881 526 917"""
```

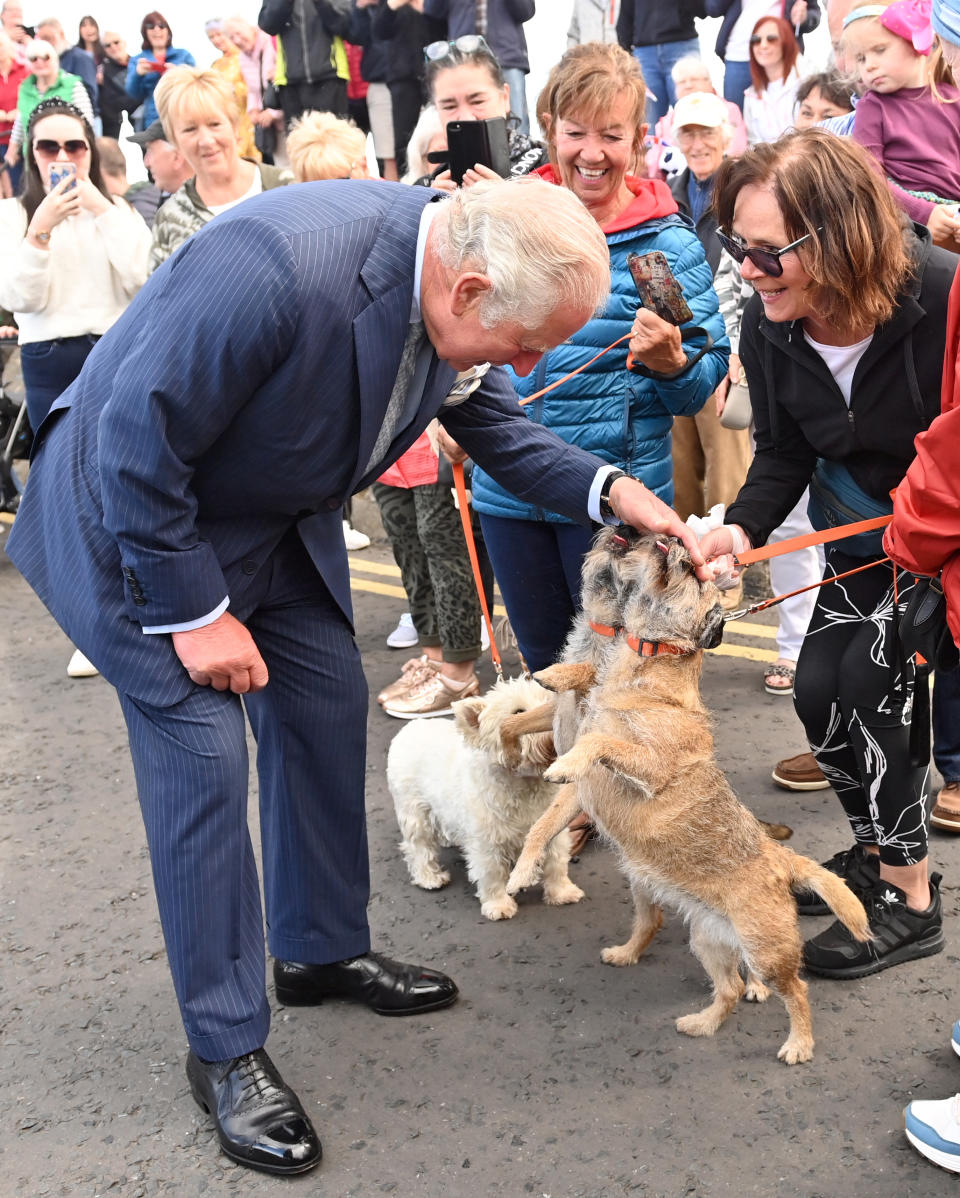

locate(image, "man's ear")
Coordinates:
449 271 493 317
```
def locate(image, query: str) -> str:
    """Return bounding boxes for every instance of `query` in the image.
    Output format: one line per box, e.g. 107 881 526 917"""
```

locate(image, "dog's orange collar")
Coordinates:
588 620 691 658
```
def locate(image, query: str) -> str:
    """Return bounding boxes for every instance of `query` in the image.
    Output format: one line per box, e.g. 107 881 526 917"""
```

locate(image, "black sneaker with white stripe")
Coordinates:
803 873 944 979
795 843 880 916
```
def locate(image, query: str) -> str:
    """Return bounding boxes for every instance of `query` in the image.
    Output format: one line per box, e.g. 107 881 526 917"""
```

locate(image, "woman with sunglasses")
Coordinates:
3 39 94 171
742 16 802 145
699 129 954 980
0 99 150 433
126 11 195 132
421 35 545 190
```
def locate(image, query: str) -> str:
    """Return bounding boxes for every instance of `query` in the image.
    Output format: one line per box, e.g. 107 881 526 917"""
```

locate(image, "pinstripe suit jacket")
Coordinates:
7 180 606 707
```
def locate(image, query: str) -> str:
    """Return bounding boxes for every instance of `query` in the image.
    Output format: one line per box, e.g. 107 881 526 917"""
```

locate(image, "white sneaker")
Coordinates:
906 1094 960 1173
67 649 99 678
343 520 370 551
480 620 490 652
387 612 419 649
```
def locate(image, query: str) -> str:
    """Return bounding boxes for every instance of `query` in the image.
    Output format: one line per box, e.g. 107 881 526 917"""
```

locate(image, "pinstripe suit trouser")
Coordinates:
118 531 371 1061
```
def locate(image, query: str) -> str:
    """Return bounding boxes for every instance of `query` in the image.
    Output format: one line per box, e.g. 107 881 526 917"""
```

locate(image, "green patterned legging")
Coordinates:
372 481 493 663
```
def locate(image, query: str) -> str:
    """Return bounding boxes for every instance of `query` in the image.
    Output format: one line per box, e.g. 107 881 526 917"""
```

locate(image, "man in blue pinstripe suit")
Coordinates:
7 177 707 1175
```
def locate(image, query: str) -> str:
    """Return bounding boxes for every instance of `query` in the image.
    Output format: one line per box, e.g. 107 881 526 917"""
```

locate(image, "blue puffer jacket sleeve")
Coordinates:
471 212 729 524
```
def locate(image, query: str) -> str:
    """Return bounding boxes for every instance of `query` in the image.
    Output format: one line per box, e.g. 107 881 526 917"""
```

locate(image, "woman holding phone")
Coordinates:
469 43 727 678
126 11 195 131
0 98 151 679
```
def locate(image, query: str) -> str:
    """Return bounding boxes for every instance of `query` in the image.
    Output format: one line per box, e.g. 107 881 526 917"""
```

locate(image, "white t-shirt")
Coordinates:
206 168 263 217
727 0 781 62
803 330 874 407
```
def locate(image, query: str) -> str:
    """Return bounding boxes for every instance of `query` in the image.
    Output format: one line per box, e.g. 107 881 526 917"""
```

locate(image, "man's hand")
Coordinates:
790 0 808 25
172 611 269 694
607 477 709 578
437 425 467 463
628 309 686 375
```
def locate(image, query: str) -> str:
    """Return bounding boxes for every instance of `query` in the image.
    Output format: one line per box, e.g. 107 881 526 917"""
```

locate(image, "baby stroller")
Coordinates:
0 334 31 514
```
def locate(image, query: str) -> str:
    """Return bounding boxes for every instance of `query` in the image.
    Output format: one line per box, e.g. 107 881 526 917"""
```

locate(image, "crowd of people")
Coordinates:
3 0 960 1182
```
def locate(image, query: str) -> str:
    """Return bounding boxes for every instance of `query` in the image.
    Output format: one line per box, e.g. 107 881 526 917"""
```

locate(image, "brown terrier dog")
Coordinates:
507 534 870 1065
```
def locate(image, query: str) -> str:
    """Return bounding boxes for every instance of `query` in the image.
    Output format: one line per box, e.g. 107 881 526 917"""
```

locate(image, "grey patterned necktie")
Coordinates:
364 320 427 474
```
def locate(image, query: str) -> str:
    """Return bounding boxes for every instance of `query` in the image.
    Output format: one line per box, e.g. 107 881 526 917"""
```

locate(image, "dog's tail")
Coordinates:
790 855 872 942
760 818 793 841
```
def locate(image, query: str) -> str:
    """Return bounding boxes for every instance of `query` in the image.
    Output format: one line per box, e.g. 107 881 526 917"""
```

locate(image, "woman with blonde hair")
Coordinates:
700 129 955 979
286 109 368 181
148 65 292 271
204 18 258 162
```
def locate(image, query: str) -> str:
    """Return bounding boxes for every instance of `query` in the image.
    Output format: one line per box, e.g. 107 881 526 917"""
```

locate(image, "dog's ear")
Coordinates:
665 538 691 574
696 603 725 649
453 696 485 737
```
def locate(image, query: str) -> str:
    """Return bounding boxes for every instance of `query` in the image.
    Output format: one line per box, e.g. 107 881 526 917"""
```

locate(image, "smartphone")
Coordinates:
49 162 77 191
445 117 510 186
627 250 693 325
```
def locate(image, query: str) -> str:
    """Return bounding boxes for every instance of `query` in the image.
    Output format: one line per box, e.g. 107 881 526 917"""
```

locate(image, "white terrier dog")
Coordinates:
387 676 585 920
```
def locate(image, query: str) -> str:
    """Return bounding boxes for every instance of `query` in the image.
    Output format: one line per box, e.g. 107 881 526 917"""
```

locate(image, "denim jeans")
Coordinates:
722 59 754 114
478 513 597 673
934 668 960 783
631 38 701 124
20 334 99 430
502 67 529 136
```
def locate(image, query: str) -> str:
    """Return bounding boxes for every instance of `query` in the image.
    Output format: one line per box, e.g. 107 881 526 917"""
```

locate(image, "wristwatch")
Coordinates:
33 228 51 244
598 470 628 522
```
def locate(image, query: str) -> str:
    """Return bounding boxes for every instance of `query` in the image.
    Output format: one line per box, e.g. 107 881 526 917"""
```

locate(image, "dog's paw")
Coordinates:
600 942 642 967
544 752 587 784
506 858 542 894
481 894 518 921
777 1035 814 1065
676 1012 720 1038
543 880 585 906
744 974 771 1003
411 867 451 890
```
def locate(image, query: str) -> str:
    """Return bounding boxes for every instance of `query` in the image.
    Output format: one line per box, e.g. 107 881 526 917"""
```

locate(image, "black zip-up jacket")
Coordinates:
668 168 721 273
726 226 954 548
617 1 705 50
258 0 352 86
704 0 819 60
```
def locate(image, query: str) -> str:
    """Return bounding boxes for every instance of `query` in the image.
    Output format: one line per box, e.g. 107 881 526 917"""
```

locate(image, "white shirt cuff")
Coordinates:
142 596 230 634
588 465 623 525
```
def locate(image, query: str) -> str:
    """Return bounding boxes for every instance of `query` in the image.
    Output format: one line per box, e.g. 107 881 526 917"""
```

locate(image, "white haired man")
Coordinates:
7 177 706 1178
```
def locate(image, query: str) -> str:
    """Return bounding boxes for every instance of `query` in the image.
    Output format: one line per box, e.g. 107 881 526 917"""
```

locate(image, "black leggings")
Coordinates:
794 548 929 867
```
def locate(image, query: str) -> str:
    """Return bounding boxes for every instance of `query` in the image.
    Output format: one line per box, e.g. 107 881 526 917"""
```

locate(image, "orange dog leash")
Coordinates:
452 460 502 676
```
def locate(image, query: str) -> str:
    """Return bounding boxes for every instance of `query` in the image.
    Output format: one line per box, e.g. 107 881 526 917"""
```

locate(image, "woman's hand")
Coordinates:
790 0 808 24
717 351 742 416
430 168 458 193
136 56 154 76
628 308 686 375
76 175 111 216
5 143 19 167
29 174 81 238
461 163 503 188
714 375 730 417
927 204 960 250
697 523 752 585
437 426 468 464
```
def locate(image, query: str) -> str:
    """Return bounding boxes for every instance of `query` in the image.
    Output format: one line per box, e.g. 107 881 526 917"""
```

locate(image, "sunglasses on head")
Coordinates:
715 228 820 277
750 33 781 44
34 138 89 157
424 34 492 62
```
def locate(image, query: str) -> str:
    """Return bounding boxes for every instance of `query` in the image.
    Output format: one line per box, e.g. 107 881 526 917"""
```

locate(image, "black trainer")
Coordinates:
803 872 944 980
794 843 880 915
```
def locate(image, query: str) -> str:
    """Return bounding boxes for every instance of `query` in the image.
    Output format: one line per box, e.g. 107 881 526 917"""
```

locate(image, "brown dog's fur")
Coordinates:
507 535 870 1064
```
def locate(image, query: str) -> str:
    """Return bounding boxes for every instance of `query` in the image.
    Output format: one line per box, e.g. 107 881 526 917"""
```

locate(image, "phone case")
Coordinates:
445 118 510 186
626 251 694 326
49 164 77 190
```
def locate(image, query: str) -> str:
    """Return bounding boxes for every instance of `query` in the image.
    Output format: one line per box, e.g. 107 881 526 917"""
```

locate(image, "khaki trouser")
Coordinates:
671 391 753 522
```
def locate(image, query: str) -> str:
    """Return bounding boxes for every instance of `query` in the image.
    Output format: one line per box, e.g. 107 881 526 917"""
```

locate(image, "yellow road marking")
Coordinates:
0 511 13 525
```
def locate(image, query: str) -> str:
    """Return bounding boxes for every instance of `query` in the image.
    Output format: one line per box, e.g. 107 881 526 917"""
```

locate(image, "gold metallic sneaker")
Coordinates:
377 656 438 707
384 670 480 719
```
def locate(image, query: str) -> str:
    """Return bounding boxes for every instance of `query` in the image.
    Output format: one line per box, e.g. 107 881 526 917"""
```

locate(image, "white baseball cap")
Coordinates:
672 91 730 131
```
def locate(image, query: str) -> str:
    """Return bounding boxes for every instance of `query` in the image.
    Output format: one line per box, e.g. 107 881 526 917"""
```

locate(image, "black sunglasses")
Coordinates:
750 33 781 44
715 228 820 277
34 138 89 156
145 21 168 30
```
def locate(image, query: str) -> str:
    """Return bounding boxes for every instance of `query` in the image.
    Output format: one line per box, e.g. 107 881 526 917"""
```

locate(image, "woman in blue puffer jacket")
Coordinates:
471 43 728 672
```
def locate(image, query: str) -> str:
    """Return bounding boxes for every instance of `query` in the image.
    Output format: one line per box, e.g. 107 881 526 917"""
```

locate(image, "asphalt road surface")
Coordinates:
3 513 960 1198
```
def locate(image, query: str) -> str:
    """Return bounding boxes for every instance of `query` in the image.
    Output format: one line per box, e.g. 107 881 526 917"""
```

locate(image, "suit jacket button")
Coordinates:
325 498 339 511
133 596 147 606
241 559 257 575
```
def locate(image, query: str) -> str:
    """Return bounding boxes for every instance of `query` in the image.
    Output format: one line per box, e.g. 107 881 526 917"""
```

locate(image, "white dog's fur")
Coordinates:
387 676 585 920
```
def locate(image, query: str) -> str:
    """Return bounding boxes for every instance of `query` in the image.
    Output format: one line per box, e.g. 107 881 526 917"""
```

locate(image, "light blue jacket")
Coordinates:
472 178 729 523
126 47 197 128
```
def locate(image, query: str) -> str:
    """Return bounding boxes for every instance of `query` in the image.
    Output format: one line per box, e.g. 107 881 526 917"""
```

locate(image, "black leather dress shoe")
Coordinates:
186 1048 322 1175
274 951 459 1015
